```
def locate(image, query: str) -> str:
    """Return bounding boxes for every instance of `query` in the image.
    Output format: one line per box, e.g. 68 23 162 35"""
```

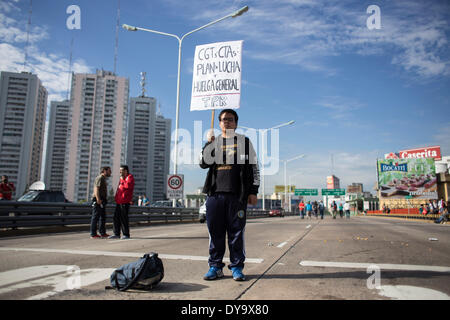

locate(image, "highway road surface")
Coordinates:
1 215 449 302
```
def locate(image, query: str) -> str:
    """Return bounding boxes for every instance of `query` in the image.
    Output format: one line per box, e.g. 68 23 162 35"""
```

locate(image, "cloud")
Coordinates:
432 127 450 155
265 150 379 193
0 1 91 102
166 0 450 78
315 96 365 120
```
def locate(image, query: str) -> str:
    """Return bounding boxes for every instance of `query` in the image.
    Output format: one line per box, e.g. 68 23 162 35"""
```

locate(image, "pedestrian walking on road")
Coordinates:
344 202 350 219
0 175 15 200
332 201 337 219
312 201 318 219
299 201 305 219
109 165 134 240
306 201 312 219
339 203 344 218
200 109 259 282
319 200 324 219
90 166 111 239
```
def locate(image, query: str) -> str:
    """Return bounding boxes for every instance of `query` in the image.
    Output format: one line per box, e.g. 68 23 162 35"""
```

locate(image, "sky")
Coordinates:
1 0 449 198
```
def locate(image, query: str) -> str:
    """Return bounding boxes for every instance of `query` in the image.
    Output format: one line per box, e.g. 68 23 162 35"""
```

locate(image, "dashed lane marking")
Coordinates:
277 241 288 248
299 260 450 273
0 247 264 264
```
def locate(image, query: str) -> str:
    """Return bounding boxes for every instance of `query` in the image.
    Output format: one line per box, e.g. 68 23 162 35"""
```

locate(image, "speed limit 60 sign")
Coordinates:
167 174 184 199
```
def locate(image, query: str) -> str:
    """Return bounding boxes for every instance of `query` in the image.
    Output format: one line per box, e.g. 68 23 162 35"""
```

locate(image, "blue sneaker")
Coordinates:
203 266 224 280
231 267 245 281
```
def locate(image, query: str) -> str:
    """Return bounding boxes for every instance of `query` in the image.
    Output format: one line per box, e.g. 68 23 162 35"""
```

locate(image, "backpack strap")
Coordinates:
117 254 151 292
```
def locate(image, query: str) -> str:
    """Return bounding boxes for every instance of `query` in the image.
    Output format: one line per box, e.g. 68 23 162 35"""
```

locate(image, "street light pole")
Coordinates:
281 154 305 212
239 120 294 210
123 6 249 207
288 171 303 212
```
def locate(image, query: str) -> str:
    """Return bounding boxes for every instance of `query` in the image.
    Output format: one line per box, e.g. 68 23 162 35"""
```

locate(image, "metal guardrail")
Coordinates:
0 202 294 229
365 212 440 221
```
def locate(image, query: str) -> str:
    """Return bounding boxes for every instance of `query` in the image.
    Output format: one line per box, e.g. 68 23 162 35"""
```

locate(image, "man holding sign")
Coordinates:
199 109 260 281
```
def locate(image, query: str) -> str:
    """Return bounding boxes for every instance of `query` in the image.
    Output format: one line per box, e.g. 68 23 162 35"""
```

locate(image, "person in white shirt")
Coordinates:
344 202 351 219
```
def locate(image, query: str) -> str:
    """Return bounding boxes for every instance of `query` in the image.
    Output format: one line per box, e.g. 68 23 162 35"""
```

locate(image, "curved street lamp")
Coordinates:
239 120 295 210
123 6 249 207
123 6 249 176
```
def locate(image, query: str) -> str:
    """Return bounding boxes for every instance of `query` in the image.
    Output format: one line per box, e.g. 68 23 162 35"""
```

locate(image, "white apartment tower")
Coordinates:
0 71 47 198
127 96 171 202
64 70 129 202
44 100 70 191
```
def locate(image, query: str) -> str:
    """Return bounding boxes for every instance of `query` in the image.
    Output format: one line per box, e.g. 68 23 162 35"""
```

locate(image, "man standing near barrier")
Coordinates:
90 167 111 239
200 109 259 281
109 165 134 240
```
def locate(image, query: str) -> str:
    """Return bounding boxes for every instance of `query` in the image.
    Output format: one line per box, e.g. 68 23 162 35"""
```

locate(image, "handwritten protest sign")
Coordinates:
190 40 243 111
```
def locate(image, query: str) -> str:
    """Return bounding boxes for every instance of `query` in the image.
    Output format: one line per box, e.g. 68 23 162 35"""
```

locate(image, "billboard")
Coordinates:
384 146 442 161
399 146 442 161
326 175 340 189
377 158 437 199
274 185 295 193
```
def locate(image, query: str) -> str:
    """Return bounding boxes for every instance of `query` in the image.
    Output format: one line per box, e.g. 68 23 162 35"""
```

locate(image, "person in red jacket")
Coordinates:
298 201 305 219
0 175 15 200
109 165 134 239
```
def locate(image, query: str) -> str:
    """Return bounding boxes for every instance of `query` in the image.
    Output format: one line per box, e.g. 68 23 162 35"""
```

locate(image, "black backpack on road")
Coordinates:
106 252 164 291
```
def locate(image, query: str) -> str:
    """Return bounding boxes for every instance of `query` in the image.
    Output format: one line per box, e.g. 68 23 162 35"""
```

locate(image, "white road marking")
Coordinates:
0 265 68 288
0 265 114 300
377 285 450 300
0 247 263 263
277 241 288 248
299 260 450 273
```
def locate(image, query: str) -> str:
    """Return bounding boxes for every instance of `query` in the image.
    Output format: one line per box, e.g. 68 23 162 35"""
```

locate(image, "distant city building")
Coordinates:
44 100 70 191
347 183 363 194
63 70 129 202
0 71 47 198
127 96 171 202
326 175 340 189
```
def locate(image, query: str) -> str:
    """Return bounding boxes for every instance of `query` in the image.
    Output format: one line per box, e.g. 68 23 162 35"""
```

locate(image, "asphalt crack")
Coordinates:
235 221 320 300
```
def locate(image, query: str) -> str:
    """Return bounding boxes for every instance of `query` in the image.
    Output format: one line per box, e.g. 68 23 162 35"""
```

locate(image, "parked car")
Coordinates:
18 190 69 203
198 203 206 223
150 200 184 208
269 207 284 217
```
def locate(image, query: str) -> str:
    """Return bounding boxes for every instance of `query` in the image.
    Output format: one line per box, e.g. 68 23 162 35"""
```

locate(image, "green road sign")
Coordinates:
321 188 346 196
295 189 318 196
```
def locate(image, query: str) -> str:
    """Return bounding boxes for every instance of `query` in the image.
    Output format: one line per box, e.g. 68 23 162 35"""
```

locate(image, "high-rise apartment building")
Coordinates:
127 96 171 202
44 100 70 191
64 70 129 202
0 71 47 198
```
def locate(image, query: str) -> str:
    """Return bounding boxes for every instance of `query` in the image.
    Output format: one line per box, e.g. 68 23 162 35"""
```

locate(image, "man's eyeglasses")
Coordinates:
220 117 235 122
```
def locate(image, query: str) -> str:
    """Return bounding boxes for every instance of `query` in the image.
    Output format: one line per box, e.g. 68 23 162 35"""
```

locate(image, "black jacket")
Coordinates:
200 134 260 204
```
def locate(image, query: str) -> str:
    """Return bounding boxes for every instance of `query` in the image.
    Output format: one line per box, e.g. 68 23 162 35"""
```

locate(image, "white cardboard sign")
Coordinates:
190 40 243 111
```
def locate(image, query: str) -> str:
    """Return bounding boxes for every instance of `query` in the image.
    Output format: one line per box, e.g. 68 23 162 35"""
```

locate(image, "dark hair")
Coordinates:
120 165 129 173
218 109 238 124
101 166 111 173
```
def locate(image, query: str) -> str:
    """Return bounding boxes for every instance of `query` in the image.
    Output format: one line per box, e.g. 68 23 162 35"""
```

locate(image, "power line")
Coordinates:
114 0 120 74
23 0 32 71
66 35 74 101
